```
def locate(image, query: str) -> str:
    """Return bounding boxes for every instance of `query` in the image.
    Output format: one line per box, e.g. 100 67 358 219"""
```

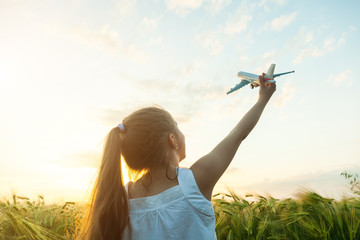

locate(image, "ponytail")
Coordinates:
78 127 129 240
77 106 178 239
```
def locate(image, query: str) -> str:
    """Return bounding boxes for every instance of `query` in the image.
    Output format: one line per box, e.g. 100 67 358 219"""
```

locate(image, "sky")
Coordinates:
1 0 359 204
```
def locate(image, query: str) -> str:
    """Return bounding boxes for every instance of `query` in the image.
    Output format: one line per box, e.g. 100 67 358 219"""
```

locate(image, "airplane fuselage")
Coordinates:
238 71 275 85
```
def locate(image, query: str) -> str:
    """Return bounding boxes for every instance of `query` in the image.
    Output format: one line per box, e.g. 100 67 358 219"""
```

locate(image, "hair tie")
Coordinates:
117 123 125 132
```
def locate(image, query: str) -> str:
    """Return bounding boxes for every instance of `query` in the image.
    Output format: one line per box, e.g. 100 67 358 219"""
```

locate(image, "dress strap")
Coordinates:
177 167 214 216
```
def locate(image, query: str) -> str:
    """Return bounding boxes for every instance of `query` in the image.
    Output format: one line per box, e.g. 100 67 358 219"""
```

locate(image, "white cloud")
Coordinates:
258 0 286 8
165 0 205 16
349 25 357 32
258 0 267 6
293 47 321 64
181 60 204 76
292 25 356 64
323 36 335 50
224 2 254 35
239 55 249 64
338 37 346 46
305 32 314 43
115 0 137 17
165 0 233 16
149 36 163 45
71 24 122 52
262 50 276 61
271 12 297 31
196 30 223 56
337 26 357 46
205 0 231 14
286 27 313 50
271 0 286 5
328 69 352 87
71 23 148 63
224 15 252 35
293 34 343 64
122 44 149 63
140 17 159 31
272 81 295 107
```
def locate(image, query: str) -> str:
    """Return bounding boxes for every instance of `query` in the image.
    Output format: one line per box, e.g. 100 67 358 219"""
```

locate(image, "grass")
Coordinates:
1 172 359 239
213 191 360 240
0 194 84 240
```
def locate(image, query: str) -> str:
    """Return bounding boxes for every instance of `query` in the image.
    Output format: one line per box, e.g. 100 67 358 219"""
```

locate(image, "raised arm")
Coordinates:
190 74 276 200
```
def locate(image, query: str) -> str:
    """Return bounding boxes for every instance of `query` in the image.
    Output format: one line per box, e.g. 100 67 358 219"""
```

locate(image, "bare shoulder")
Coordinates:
190 154 218 201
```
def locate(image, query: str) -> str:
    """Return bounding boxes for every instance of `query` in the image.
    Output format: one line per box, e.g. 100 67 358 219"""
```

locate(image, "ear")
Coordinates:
168 133 178 149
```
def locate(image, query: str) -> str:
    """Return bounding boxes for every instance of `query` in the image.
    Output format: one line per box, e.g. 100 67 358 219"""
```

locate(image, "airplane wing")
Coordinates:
227 80 250 94
273 70 295 78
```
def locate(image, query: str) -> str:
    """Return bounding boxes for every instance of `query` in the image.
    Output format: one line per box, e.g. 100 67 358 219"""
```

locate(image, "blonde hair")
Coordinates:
77 106 177 240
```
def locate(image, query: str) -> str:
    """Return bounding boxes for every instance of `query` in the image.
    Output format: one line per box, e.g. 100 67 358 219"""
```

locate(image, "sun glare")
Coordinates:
121 157 130 185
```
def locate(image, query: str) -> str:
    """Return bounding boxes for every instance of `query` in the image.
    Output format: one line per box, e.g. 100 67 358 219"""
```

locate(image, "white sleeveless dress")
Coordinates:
122 167 217 240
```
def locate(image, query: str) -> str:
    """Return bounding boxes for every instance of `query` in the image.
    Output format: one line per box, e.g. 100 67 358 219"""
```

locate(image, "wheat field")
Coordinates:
1 172 359 240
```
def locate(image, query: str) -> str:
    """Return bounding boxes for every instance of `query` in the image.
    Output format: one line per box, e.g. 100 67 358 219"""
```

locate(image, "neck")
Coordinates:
130 164 178 198
133 150 180 192
146 164 178 183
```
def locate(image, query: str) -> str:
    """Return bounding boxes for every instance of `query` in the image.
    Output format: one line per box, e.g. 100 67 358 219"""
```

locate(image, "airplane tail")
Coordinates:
266 64 276 79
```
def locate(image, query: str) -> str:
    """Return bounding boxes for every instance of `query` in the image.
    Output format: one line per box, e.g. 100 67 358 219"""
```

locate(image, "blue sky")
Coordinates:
0 0 359 203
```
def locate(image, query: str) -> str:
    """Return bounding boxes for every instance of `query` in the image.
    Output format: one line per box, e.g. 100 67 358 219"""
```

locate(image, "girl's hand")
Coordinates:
258 73 276 103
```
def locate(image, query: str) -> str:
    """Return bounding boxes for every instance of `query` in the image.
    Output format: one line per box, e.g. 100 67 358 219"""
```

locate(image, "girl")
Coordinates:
78 74 276 240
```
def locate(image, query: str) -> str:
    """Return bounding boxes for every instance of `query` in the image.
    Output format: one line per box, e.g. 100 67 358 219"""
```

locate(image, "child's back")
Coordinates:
123 167 216 240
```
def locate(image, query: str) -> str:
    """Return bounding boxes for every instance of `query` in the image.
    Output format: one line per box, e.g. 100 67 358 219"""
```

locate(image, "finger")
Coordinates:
259 73 266 87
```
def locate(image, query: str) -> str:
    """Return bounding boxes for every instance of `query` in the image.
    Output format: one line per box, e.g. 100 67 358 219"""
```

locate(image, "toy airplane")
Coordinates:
227 64 295 94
